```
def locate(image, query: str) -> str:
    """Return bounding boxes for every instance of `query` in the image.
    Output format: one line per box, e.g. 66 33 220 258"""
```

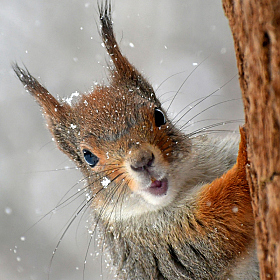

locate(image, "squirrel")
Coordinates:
13 2 259 279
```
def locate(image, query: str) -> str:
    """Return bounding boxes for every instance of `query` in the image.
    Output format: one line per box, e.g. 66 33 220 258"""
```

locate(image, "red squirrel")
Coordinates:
13 2 258 279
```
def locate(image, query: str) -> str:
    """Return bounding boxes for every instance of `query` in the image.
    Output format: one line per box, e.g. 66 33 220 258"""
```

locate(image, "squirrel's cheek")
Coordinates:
125 179 139 193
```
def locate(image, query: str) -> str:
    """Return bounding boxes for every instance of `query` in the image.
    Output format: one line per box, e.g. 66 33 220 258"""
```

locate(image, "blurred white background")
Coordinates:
0 0 242 279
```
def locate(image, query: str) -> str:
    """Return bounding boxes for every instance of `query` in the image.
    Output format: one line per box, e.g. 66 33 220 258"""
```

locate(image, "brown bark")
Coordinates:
222 0 280 279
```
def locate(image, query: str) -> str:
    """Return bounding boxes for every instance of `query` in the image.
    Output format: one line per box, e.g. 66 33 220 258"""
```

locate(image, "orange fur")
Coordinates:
197 127 254 255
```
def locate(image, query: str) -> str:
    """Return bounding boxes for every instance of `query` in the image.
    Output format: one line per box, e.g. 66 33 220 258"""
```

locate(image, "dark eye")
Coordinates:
154 108 166 127
83 149 99 168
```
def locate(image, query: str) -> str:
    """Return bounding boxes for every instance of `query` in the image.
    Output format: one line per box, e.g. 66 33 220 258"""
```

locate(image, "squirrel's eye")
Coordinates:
154 108 166 127
83 149 99 168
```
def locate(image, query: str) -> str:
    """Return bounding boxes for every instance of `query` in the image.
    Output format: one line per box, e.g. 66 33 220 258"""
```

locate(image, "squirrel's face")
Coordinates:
71 85 191 219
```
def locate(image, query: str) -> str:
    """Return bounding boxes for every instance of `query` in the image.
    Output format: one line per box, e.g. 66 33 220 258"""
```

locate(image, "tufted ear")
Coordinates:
99 1 157 103
13 63 82 164
13 63 69 123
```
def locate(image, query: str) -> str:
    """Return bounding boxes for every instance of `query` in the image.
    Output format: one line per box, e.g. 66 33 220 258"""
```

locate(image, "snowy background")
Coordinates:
0 1 242 279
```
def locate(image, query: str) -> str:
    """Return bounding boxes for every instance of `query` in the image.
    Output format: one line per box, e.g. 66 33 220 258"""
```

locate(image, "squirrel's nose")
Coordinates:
129 149 155 172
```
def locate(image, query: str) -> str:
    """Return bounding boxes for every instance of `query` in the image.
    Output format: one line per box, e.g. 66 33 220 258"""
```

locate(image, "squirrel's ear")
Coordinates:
13 64 81 164
98 2 157 103
12 63 69 123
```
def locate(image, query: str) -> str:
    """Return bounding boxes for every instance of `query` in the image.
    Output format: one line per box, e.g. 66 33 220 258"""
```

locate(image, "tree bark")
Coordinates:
222 0 280 279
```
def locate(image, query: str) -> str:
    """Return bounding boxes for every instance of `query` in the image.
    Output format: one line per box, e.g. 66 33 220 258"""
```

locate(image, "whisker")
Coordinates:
160 95 179 106
117 178 130 223
82 172 127 279
47 167 125 278
187 130 240 141
23 166 78 174
91 172 127 229
180 98 241 131
173 74 238 127
53 169 119 216
54 176 89 210
99 181 127 278
73 169 124 241
184 119 243 134
50 171 121 279
107 181 126 227
38 140 56 151
180 118 242 128
187 120 243 137
22 179 89 235
54 196 91 240
192 129 239 135
155 70 186 95
158 90 178 100
166 57 209 114
171 96 221 123
56 166 121 213
47 197 94 280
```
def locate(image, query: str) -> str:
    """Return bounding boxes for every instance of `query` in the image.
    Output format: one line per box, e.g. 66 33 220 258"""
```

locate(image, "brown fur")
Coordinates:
197 128 254 257
13 1 258 279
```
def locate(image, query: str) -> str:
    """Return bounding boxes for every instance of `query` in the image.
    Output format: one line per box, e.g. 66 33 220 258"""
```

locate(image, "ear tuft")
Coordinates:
98 1 138 82
98 1 156 102
12 63 69 119
13 63 81 164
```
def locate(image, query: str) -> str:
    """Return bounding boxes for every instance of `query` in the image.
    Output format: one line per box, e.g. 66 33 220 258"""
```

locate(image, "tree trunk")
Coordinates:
222 0 280 279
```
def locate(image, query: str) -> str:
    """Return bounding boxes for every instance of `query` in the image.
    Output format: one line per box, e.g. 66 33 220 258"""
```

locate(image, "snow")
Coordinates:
65 91 80 106
4 207 12 215
101 177 111 188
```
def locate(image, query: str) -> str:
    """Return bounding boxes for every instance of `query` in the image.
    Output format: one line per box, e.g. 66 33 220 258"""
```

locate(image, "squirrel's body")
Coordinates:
14 2 259 279
94 129 257 280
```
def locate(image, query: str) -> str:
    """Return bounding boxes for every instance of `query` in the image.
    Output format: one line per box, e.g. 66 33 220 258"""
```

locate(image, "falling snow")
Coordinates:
221 47 227 54
5 207 12 215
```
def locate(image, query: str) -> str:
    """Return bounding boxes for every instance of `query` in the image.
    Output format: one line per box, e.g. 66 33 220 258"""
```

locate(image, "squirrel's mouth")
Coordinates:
147 178 168 196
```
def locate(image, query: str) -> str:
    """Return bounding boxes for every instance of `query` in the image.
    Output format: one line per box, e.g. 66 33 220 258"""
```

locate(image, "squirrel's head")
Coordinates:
13 2 191 221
